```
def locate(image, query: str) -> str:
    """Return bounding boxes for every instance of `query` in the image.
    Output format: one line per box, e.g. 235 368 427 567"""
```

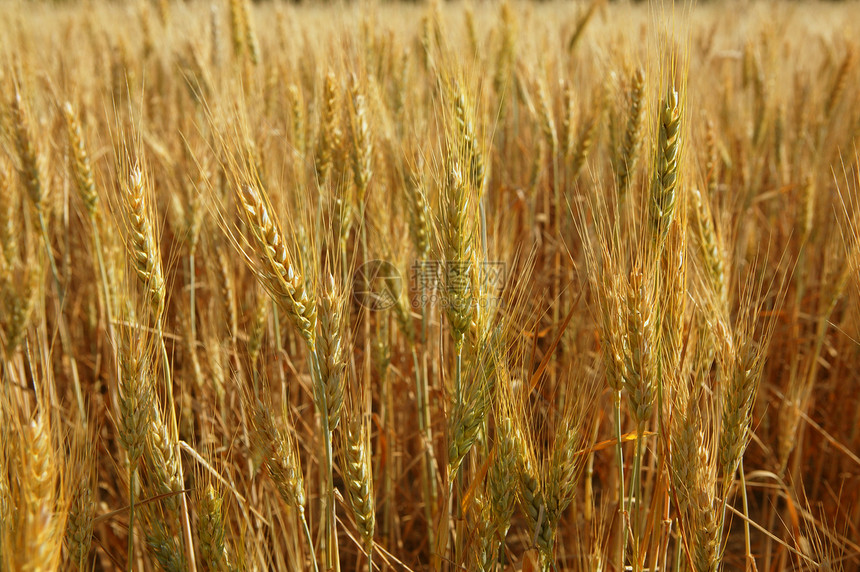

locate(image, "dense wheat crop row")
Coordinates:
1 0 859 570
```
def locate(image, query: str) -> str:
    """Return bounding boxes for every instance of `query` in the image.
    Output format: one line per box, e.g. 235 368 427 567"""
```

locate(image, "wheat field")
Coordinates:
0 0 859 570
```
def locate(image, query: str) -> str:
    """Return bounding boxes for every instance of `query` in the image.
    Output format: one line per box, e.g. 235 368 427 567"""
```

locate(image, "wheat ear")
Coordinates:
315 72 341 184
616 67 645 197
621 270 657 426
117 322 154 570
341 417 376 557
691 187 726 306
514 426 554 566
317 274 346 431
718 343 763 496
197 484 231 571
63 102 99 217
13 415 66 571
349 81 373 203
254 404 306 511
65 427 96 571
288 84 306 159
447 357 493 478
488 414 517 542
143 513 186 572
10 90 46 209
443 160 473 352
144 404 183 514
1 256 39 358
0 165 16 265
238 185 317 349
122 165 166 320
649 84 682 243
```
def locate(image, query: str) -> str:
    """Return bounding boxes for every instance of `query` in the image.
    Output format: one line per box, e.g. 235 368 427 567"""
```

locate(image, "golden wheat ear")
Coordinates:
340 414 376 558
63 102 99 218
616 67 646 198
196 483 232 571
252 401 306 512
648 84 682 245
315 71 341 186
120 161 166 321
65 424 97 571
10 89 47 210
237 184 318 349
317 273 346 432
